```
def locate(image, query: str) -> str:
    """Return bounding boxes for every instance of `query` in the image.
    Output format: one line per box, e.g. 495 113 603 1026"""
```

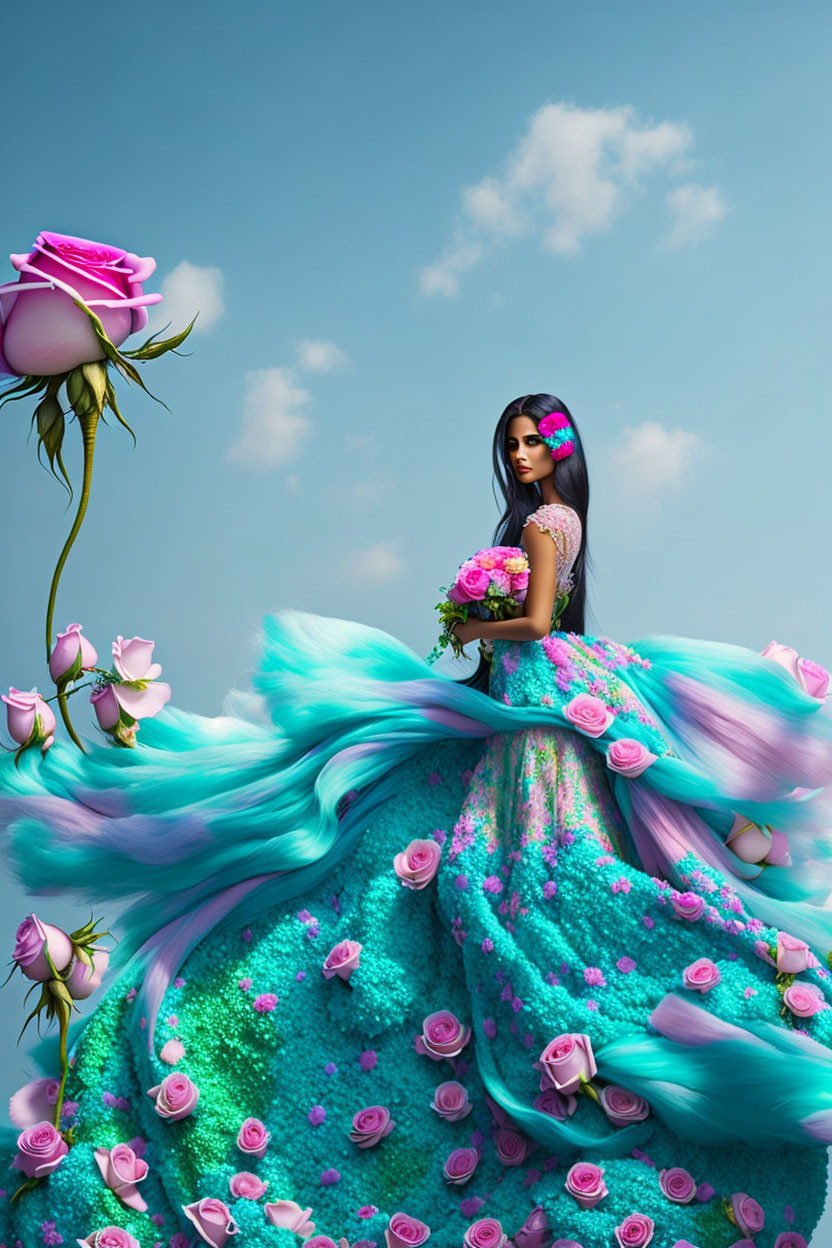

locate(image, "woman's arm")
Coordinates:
452 522 558 645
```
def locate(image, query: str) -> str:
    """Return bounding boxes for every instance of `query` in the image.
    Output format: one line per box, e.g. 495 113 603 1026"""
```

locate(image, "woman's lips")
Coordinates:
516 466 531 474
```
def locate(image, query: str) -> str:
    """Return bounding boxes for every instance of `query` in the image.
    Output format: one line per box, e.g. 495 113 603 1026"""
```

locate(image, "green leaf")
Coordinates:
121 315 198 360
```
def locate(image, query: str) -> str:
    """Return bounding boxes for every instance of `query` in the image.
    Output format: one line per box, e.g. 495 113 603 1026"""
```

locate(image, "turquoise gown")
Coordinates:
2 502 832 1248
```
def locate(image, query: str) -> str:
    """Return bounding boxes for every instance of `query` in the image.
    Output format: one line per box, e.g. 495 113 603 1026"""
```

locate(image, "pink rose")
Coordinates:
606 738 657 778
730 1192 765 1236
12 1120 69 1179
456 564 492 601
237 1116 271 1157
777 931 810 974
725 814 784 866
76 1230 140 1248
182 1197 239 1248
494 1127 528 1166
2 688 57 753
229 1171 269 1200
322 938 363 981
614 1214 655 1247
533 1086 577 1120
94 1144 149 1212
0 230 161 377
414 1009 471 1060
513 1206 551 1248
264 1201 316 1235
49 622 98 684
598 1085 650 1127
393 839 442 889
443 1145 480 1184
66 948 110 1000
463 1220 506 1248
9 1076 60 1129
538 412 569 438
91 636 171 733
783 983 828 1017
13 914 73 981
682 958 721 994
535 1032 597 1095
563 694 614 738
112 635 162 683
431 1080 473 1121
349 1105 396 1148
146 1072 199 1121
385 1211 431 1247
304 1239 339 1248
670 892 705 921
565 1161 607 1209
797 657 830 700
754 939 777 968
774 1235 808 1248
659 1166 697 1203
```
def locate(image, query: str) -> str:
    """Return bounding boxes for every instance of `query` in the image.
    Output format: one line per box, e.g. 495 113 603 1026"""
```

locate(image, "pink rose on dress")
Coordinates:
777 931 810 974
2 688 57 753
385 1211 431 1247
431 1080 473 1121
349 1105 396 1148
513 1205 550 1248
264 1201 316 1234
614 1214 654 1246
66 948 110 1000
76 1229 140 1248
322 938 363 981
13 914 73 981
49 623 99 684
414 1009 471 1060
730 1192 765 1236
182 1197 239 1248
658 1166 697 1203
463 1219 506 1248
393 839 442 889
443 1145 480 1184
783 983 828 1017
533 1086 577 1120
535 1032 596 1095
146 1072 199 1121
598 1085 650 1127
670 892 705 921
494 1127 529 1166
773 1235 808 1248
682 958 721 994
606 738 657 778
237 1116 270 1158
94 1143 149 1212
565 1161 607 1209
229 1171 269 1200
563 694 614 738
12 1120 69 1178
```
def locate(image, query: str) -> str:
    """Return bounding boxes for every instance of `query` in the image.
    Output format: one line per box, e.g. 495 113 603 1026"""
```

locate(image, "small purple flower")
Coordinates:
481 938 494 953
483 875 504 894
320 1168 341 1185
253 993 278 1013
238 977 252 991
309 1105 326 1125
584 967 606 987
359 1050 377 1071
455 875 470 890
174 976 186 988
617 956 636 973
324 1062 338 1075
296 971 306 981
542 881 557 899
241 927 253 942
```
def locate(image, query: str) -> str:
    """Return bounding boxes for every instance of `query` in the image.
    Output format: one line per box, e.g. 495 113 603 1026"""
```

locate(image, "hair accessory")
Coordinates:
537 411 575 462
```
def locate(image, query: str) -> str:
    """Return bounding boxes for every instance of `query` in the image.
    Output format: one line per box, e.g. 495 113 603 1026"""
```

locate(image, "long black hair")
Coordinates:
459 393 591 692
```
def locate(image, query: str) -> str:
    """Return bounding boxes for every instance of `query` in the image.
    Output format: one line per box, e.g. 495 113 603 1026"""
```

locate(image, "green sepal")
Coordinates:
0 373 50 413
53 648 84 691
121 315 197 360
103 375 136 446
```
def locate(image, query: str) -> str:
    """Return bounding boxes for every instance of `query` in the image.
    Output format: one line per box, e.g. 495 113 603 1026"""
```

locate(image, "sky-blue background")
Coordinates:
1 0 831 1233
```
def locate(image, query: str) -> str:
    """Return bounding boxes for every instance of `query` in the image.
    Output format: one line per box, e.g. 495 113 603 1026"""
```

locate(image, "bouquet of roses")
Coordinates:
428 546 530 662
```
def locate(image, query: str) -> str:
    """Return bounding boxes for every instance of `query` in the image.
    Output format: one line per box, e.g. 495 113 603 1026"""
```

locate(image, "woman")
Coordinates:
3 393 832 1248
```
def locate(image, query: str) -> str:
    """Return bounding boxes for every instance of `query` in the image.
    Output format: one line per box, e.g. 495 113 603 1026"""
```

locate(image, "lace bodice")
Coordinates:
522 502 582 595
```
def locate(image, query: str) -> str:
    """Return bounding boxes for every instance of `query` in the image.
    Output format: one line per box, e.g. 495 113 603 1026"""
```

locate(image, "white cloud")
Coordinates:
153 261 224 333
665 183 728 248
227 367 312 467
611 421 704 496
342 540 404 585
295 338 349 372
422 102 722 294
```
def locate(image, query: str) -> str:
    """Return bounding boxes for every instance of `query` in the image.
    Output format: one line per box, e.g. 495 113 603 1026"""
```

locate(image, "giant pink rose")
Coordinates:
12 1120 69 1178
393 839 442 889
13 914 73 981
94 1143 149 1212
414 1009 471 1060
606 738 657 778
182 1197 239 1248
535 1032 596 1095
0 231 161 377
563 694 614 738
2 688 57 753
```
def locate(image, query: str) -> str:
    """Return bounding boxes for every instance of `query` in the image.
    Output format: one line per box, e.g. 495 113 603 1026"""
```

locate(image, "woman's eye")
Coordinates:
527 437 541 445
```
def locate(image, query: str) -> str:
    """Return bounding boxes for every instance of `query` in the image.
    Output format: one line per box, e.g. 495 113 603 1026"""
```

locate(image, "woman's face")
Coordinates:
506 415 554 485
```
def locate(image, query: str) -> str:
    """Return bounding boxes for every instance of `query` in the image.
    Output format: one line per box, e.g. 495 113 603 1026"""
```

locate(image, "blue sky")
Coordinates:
2 0 832 1230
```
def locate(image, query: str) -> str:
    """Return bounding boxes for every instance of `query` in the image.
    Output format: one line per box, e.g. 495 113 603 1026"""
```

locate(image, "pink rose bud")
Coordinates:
777 930 810 974
659 1166 697 1203
606 738 657 778
385 1211 432 1247
783 983 828 1017
431 1080 473 1121
2 687 57 752
762 640 801 681
9 1076 61 1129
229 1171 269 1200
322 938 363 981
414 1009 472 1060
66 948 110 1000
565 1161 607 1209
12 1120 69 1179
513 1205 550 1248
264 1201 316 1234
393 838 442 889
13 914 73 981
49 622 98 684
349 1105 396 1148
797 656 830 700
730 1192 765 1237
681 957 721 994
494 1127 528 1166
146 1072 199 1121
563 693 614 738
535 1032 597 1096
670 892 705 921
93 1144 149 1212
462 1219 506 1248
533 1086 577 1120
614 1213 655 1247
725 815 774 865
598 1084 650 1126
76 1229 141 1248
236 1116 270 1158
773 1235 809 1248
182 1197 239 1248
443 1145 480 1184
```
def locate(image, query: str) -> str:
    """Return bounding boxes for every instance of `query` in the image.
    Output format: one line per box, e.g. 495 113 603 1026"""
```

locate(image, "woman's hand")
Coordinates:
449 618 481 647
